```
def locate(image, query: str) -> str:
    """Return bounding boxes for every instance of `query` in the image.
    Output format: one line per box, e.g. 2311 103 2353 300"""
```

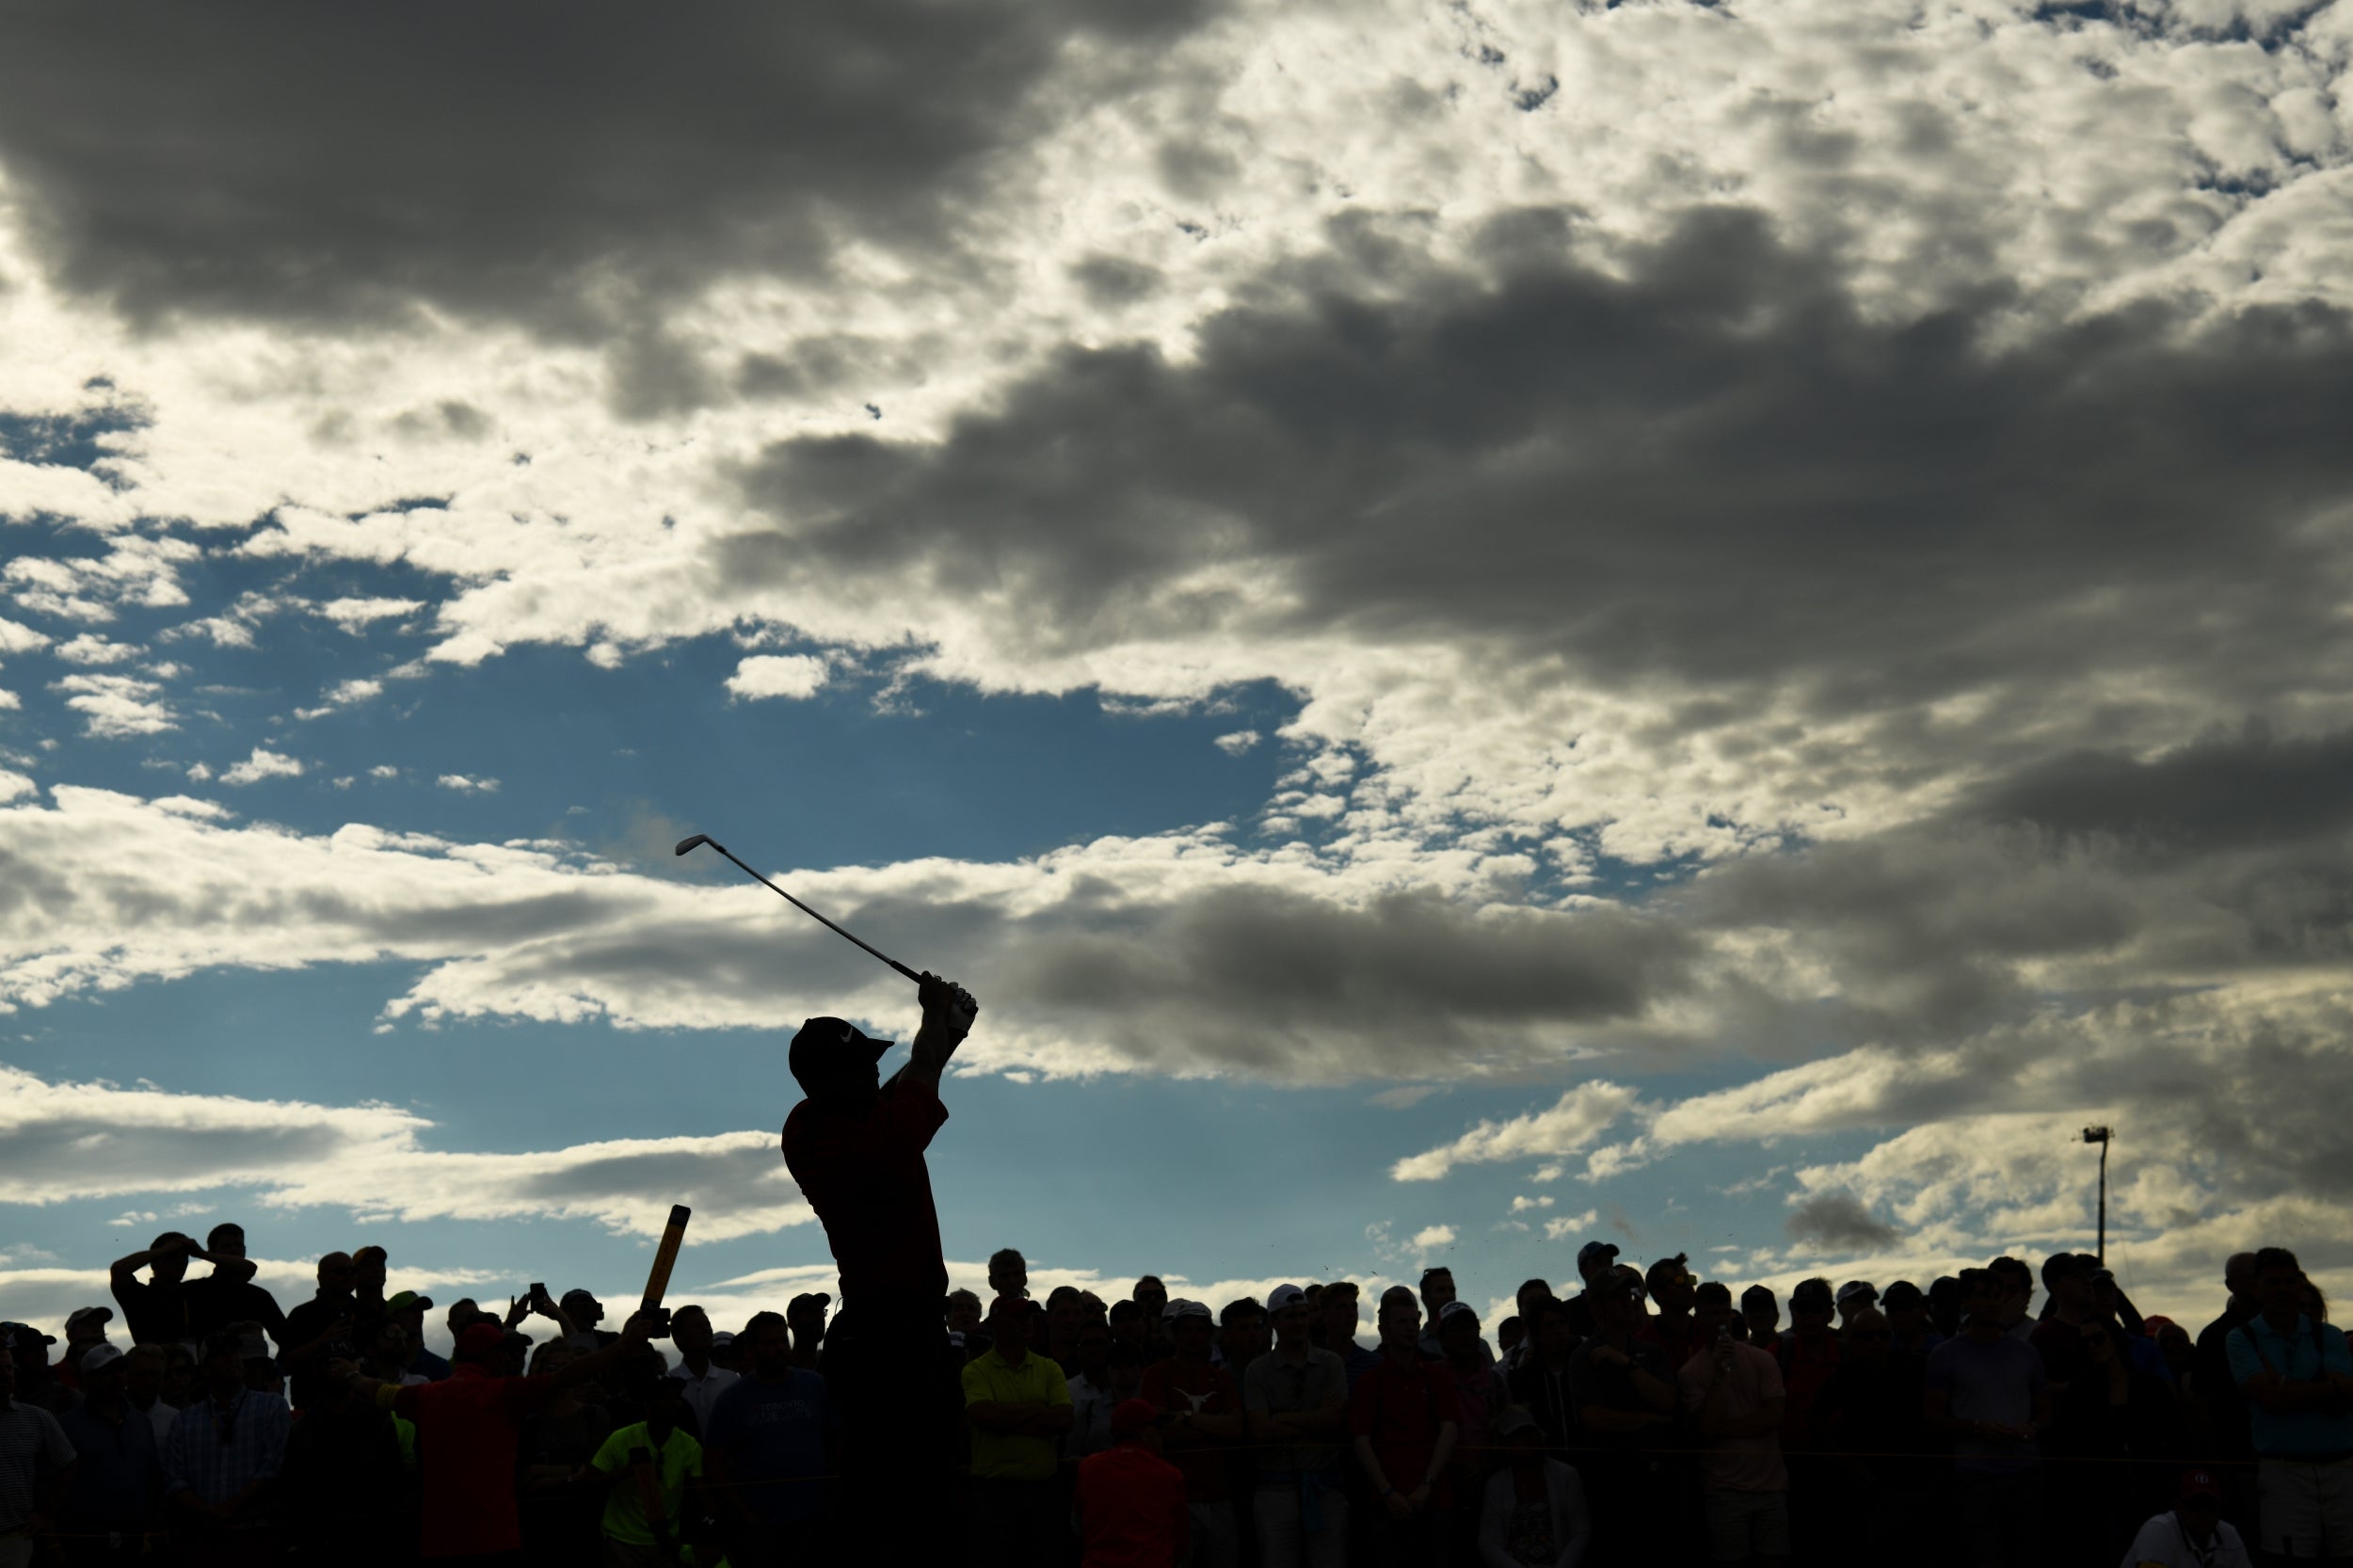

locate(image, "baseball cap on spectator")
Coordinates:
710 1331 736 1352
2179 1469 2223 1505
1881 1280 1925 1310
1835 1281 1879 1310
789 1016 893 1093
559 1289 600 1316
65 1306 113 1337
1112 1398 1162 1437
788 1292 832 1315
1739 1285 1776 1312
1791 1279 1834 1312
383 1290 433 1317
2 1322 56 1348
79 1343 125 1374
237 1331 272 1363
1577 1241 1621 1271
1163 1299 1213 1324
1439 1300 1479 1326
1267 1284 1308 1315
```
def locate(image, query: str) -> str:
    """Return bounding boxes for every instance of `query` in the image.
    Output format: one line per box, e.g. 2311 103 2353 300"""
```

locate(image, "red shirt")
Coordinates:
1775 1333 1842 1451
1139 1358 1239 1502
782 1080 951 1303
392 1365 555 1558
1349 1352 1463 1508
1076 1441 1191 1568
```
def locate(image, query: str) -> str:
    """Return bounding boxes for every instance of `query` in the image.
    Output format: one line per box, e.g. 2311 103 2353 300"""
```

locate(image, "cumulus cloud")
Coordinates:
725 654 830 702
218 747 303 786
316 599 424 630
436 774 499 792
1392 1083 1642 1181
50 673 173 737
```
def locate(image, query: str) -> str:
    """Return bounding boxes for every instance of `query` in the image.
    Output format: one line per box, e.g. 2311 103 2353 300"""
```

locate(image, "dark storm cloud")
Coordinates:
1785 1191 1900 1251
999 884 1701 1077
0 0 1209 333
726 206 2353 723
1965 722 2353 852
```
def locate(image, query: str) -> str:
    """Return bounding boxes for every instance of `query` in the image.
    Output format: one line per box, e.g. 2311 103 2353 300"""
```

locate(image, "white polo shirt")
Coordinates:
666 1361 740 1434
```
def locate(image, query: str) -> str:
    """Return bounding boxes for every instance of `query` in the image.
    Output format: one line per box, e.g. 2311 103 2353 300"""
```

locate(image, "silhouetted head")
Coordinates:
790 1016 891 1109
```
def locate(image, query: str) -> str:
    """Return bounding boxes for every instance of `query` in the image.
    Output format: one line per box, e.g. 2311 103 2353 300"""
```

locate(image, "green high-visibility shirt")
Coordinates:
589 1421 703 1546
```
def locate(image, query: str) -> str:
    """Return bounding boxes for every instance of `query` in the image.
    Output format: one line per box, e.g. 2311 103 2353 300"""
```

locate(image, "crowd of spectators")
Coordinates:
3 1226 2346 1567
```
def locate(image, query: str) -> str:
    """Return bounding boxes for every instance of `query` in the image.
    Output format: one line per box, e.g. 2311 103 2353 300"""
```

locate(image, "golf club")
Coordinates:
675 833 922 985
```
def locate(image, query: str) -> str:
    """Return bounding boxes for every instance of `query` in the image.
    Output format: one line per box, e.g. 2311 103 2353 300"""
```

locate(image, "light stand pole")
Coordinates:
2082 1126 2114 1264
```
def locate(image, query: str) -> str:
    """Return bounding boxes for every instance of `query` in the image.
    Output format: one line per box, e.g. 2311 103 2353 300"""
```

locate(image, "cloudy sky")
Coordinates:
4 0 2352 1346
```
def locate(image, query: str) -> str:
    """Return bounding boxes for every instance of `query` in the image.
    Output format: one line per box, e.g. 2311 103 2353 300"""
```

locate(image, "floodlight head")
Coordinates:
675 834 713 856
2082 1126 2112 1144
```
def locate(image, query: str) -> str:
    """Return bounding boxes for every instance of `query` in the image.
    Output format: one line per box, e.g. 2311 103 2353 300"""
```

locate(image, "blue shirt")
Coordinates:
163 1390 289 1506
1924 1334 2046 1474
702 1369 838 1526
2228 1315 2353 1459
58 1401 160 1530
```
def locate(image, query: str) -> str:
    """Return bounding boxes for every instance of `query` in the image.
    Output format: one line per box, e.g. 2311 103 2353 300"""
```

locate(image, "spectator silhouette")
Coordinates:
963 1296 1072 1568
1679 1281 1787 1568
1078 1398 1191 1568
2227 1246 2353 1564
180 1226 284 1357
1352 1286 1460 1568
1144 1300 1246 1568
164 1331 290 1564
1924 1269 2051 1568
1246 1283 1350 1568
1476 1405 1589 1568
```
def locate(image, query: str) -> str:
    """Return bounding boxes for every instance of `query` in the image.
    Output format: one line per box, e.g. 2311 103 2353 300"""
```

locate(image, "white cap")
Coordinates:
1162 1298 1212 1323
79 1343 125 1373
1439 1299 1479 1325
1266 1285 1308 1315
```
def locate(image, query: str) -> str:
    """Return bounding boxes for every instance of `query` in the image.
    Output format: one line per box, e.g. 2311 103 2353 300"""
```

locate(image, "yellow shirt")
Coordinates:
961 1348 1071 1480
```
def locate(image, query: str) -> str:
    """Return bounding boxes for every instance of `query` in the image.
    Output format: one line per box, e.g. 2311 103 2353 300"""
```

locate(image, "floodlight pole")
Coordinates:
2082 1126 2114 1264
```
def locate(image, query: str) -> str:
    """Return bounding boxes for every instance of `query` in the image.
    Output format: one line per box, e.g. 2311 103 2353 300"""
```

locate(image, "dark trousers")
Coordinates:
968 1477 1064 1568
1366 1506 1450 1568
822 1295 962 1568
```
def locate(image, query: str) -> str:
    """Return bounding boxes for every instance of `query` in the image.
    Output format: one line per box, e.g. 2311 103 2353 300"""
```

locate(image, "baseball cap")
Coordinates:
1835 1281 1879 1308
1881 1280 1925 1309
710 1331 736 1350
1266 1285 1308 1316
1438 1300 1479 1326
1739 1284 1776 1311
1 1321 56 1348
2179 1469 2223 1504
78 1343 125 1374
559 1288 600 1311
1577 1241 1620 1270
1163 1299 1213 1324
383 1290 433 1317
1112 1398 1161 1437
787 1292 832 1315
65 1305 113 1337
789 1016 893 1094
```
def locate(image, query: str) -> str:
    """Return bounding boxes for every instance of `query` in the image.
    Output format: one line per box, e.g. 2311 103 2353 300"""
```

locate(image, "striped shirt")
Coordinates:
163 1390 288 1506
0 1400 76 1531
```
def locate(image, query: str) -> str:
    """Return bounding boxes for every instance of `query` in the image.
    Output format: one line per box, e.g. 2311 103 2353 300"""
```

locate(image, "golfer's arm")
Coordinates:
891 1018 966 1094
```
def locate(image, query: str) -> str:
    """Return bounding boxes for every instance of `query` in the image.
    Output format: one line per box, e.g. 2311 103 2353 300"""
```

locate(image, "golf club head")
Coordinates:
674 834 713 856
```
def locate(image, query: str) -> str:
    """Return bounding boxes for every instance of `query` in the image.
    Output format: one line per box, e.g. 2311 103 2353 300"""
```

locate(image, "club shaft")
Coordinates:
704 840 922 985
